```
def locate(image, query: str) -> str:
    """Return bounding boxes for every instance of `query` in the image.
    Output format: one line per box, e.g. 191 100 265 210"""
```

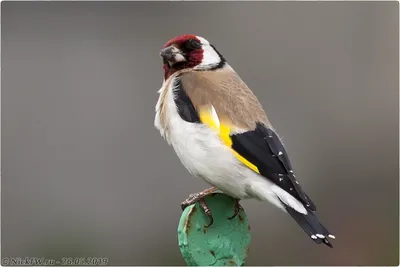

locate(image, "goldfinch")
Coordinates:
154 34 335 247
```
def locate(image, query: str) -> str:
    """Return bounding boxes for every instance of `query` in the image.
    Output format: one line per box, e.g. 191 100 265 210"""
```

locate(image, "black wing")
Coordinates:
230 123 316 211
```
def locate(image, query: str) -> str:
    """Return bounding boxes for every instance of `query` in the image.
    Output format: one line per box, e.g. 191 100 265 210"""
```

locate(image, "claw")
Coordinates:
200 198 214 228
228 199 243 220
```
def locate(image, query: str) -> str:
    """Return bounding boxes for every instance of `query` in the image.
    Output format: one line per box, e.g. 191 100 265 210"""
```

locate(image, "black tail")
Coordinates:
282 202 335 248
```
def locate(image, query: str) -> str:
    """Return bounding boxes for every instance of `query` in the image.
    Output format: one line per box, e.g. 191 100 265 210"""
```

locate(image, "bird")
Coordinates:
154 34 335 247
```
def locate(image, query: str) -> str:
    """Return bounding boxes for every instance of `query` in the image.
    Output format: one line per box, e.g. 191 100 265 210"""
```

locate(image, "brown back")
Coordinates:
180 66 270 130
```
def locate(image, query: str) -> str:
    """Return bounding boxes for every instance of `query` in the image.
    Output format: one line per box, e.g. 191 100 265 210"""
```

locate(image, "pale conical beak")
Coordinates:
160 46 186 66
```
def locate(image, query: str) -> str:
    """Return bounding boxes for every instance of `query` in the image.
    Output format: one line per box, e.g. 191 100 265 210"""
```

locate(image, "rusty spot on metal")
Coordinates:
183 216 190 232
238 215 243 222
185 218 191 231
245 246 250 257
184 205 197 232
210 250 215 256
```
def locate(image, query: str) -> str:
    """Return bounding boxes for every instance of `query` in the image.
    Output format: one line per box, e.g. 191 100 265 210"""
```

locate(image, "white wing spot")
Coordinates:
278 174 283 176
328 234 336 239
316 234 325 238
210 105 220 130
279 178 283 182
278 151 283 156
289 170 294 173
295 181 299 184
290 188 293 191
311 235 317 239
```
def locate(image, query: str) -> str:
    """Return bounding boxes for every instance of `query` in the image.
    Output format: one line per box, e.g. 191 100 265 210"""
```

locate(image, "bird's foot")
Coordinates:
181 192 201 211
228 198 243 220
180 187 217 227
180 187 217 210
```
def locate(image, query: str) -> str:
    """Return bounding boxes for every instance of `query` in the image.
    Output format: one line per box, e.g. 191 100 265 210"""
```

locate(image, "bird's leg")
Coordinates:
199 198 213 228
228 198 243 220
180 187 218 210
181 187 218 227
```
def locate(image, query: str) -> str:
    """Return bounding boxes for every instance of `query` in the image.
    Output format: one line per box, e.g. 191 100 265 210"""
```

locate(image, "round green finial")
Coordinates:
177 193 251 266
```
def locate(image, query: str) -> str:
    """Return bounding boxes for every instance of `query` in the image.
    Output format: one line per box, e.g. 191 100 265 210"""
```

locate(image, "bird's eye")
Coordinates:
185 39 201 50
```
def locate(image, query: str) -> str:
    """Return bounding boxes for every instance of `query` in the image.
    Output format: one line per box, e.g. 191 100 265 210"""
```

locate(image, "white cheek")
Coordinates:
195 36 221 69
199 45 221 66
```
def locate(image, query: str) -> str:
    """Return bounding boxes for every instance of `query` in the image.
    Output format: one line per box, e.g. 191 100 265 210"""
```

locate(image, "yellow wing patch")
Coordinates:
199 107 260 174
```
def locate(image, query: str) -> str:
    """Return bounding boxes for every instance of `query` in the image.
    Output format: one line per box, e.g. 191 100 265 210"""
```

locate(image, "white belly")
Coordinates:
170 117 254 199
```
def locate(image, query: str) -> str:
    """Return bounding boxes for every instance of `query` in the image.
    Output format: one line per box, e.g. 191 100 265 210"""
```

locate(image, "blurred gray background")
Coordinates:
2 1 399 266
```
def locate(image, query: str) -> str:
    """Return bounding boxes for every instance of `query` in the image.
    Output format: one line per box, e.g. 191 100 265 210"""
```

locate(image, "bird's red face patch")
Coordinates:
161 34 204 80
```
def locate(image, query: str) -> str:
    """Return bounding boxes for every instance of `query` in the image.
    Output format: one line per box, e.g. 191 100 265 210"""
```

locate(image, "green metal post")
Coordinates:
177 193 251 266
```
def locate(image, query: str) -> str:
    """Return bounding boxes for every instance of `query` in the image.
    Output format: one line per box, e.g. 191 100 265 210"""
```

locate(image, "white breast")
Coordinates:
154 76 252 199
